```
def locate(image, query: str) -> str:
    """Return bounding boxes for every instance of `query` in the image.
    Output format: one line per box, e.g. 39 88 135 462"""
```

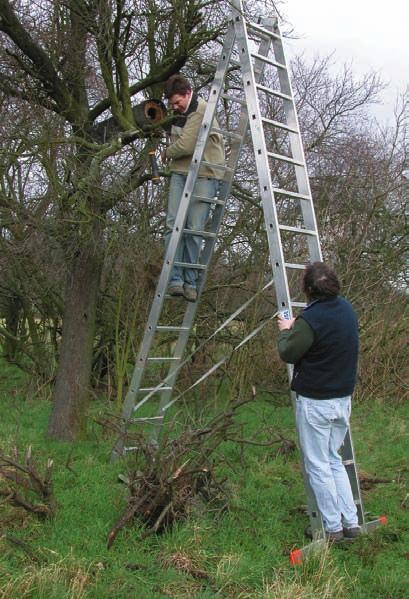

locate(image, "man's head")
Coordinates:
164 74 192 113
303 262 340 300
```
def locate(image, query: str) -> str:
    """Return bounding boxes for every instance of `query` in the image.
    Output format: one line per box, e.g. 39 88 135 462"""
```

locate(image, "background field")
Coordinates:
0 361 408 599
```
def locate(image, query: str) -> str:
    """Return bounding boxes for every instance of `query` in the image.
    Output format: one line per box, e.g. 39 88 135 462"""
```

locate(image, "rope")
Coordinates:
160 310 278 414
131 278 276 415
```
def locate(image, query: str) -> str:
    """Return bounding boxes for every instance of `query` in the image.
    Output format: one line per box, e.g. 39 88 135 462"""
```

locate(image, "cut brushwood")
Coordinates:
0 446 56 519
106 397 252 548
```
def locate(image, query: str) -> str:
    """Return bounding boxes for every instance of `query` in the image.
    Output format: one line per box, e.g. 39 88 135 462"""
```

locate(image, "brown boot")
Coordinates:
183 287 198 302
168 285 184 297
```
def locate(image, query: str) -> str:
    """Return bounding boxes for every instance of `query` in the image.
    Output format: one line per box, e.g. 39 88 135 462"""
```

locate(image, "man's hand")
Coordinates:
277 316 296 331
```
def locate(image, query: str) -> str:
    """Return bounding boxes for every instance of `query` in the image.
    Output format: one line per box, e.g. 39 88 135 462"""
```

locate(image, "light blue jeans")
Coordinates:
295 394 358 533
165 173 219 289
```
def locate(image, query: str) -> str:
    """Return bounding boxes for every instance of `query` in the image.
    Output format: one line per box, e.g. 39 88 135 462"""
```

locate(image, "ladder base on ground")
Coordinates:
290 516 388 565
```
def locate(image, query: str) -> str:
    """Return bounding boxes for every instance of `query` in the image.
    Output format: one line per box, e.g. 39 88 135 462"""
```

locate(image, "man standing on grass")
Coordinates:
277 261 362 541
163 74 225 302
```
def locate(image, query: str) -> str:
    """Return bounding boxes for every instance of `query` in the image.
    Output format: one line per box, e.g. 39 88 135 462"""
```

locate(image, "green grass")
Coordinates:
0 360 408 598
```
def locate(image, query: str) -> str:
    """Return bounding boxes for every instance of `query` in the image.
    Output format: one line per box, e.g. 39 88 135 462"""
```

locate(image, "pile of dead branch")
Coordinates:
0 446 55 520
106 395 285 548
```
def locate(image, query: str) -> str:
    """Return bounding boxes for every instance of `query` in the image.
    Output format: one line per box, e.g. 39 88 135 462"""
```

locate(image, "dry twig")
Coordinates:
0 446 56 519
106 397 253 548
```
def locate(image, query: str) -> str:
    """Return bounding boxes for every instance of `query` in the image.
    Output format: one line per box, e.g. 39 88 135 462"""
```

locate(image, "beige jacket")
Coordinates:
166 96 225 180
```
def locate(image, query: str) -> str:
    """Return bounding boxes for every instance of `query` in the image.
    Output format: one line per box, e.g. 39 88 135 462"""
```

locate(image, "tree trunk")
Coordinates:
47 225 103 441
3 291 20 361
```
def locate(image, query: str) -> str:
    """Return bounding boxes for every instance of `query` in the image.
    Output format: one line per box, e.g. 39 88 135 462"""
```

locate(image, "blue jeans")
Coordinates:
165 173 219 289
295 395 358 533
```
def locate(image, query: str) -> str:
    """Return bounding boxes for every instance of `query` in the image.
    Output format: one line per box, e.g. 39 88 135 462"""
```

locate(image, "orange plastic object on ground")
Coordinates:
289 548 303 565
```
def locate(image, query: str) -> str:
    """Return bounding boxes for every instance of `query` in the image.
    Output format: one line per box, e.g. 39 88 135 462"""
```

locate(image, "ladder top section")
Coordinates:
246 20 281 42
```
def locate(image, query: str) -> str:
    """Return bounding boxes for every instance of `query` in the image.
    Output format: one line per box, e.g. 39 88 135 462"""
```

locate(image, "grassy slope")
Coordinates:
0 361 408 599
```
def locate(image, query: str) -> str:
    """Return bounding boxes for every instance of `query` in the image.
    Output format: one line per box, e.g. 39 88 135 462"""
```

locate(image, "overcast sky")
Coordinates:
280 0 408 123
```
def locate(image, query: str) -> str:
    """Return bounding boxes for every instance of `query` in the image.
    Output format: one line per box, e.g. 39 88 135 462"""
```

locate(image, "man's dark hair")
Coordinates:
303 262 340 299
164 74 192 99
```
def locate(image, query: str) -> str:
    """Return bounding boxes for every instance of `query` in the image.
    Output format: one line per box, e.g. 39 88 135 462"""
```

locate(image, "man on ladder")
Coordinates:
277 262 362 542
163 74 225 302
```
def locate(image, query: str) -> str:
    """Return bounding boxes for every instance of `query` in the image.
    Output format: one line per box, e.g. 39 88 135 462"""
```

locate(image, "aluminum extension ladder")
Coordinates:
112 0 385 561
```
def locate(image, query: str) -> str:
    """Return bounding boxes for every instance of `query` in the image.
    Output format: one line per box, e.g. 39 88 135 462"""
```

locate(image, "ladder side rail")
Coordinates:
270 25 322 261
339 428 366 526
151 186 237 432
234 4 324 536
273 22 365 531
118 22 238 425
233 15 292 318
290 389 325 535
273 20 337 535
151 16 277 436
135 184 236 429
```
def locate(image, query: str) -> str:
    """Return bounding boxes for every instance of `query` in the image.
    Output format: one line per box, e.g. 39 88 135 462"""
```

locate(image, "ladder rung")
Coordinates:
291 302 307 308
140 386 173 392
256 84 292 101
182 229 216 239
147 357 180 362
251 52 286 70
273 188 311 201
267 152 304 167
221 93 246 106
261 117 298 134
279 225 317 236
211 127 243 142
285 263 306 270
247 20 281 41
200 160 233 172
174 261 207 270
156 326 190 332
194 194 225 206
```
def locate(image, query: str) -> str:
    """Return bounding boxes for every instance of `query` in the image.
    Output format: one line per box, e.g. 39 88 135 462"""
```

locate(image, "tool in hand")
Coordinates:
148 147 160 183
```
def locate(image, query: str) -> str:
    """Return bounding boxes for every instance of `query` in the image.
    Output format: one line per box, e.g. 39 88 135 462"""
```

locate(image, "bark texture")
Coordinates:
47 229 102 440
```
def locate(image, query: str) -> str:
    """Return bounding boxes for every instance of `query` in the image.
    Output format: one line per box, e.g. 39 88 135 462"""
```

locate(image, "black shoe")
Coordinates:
343 526 362 539
326 530 344 542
